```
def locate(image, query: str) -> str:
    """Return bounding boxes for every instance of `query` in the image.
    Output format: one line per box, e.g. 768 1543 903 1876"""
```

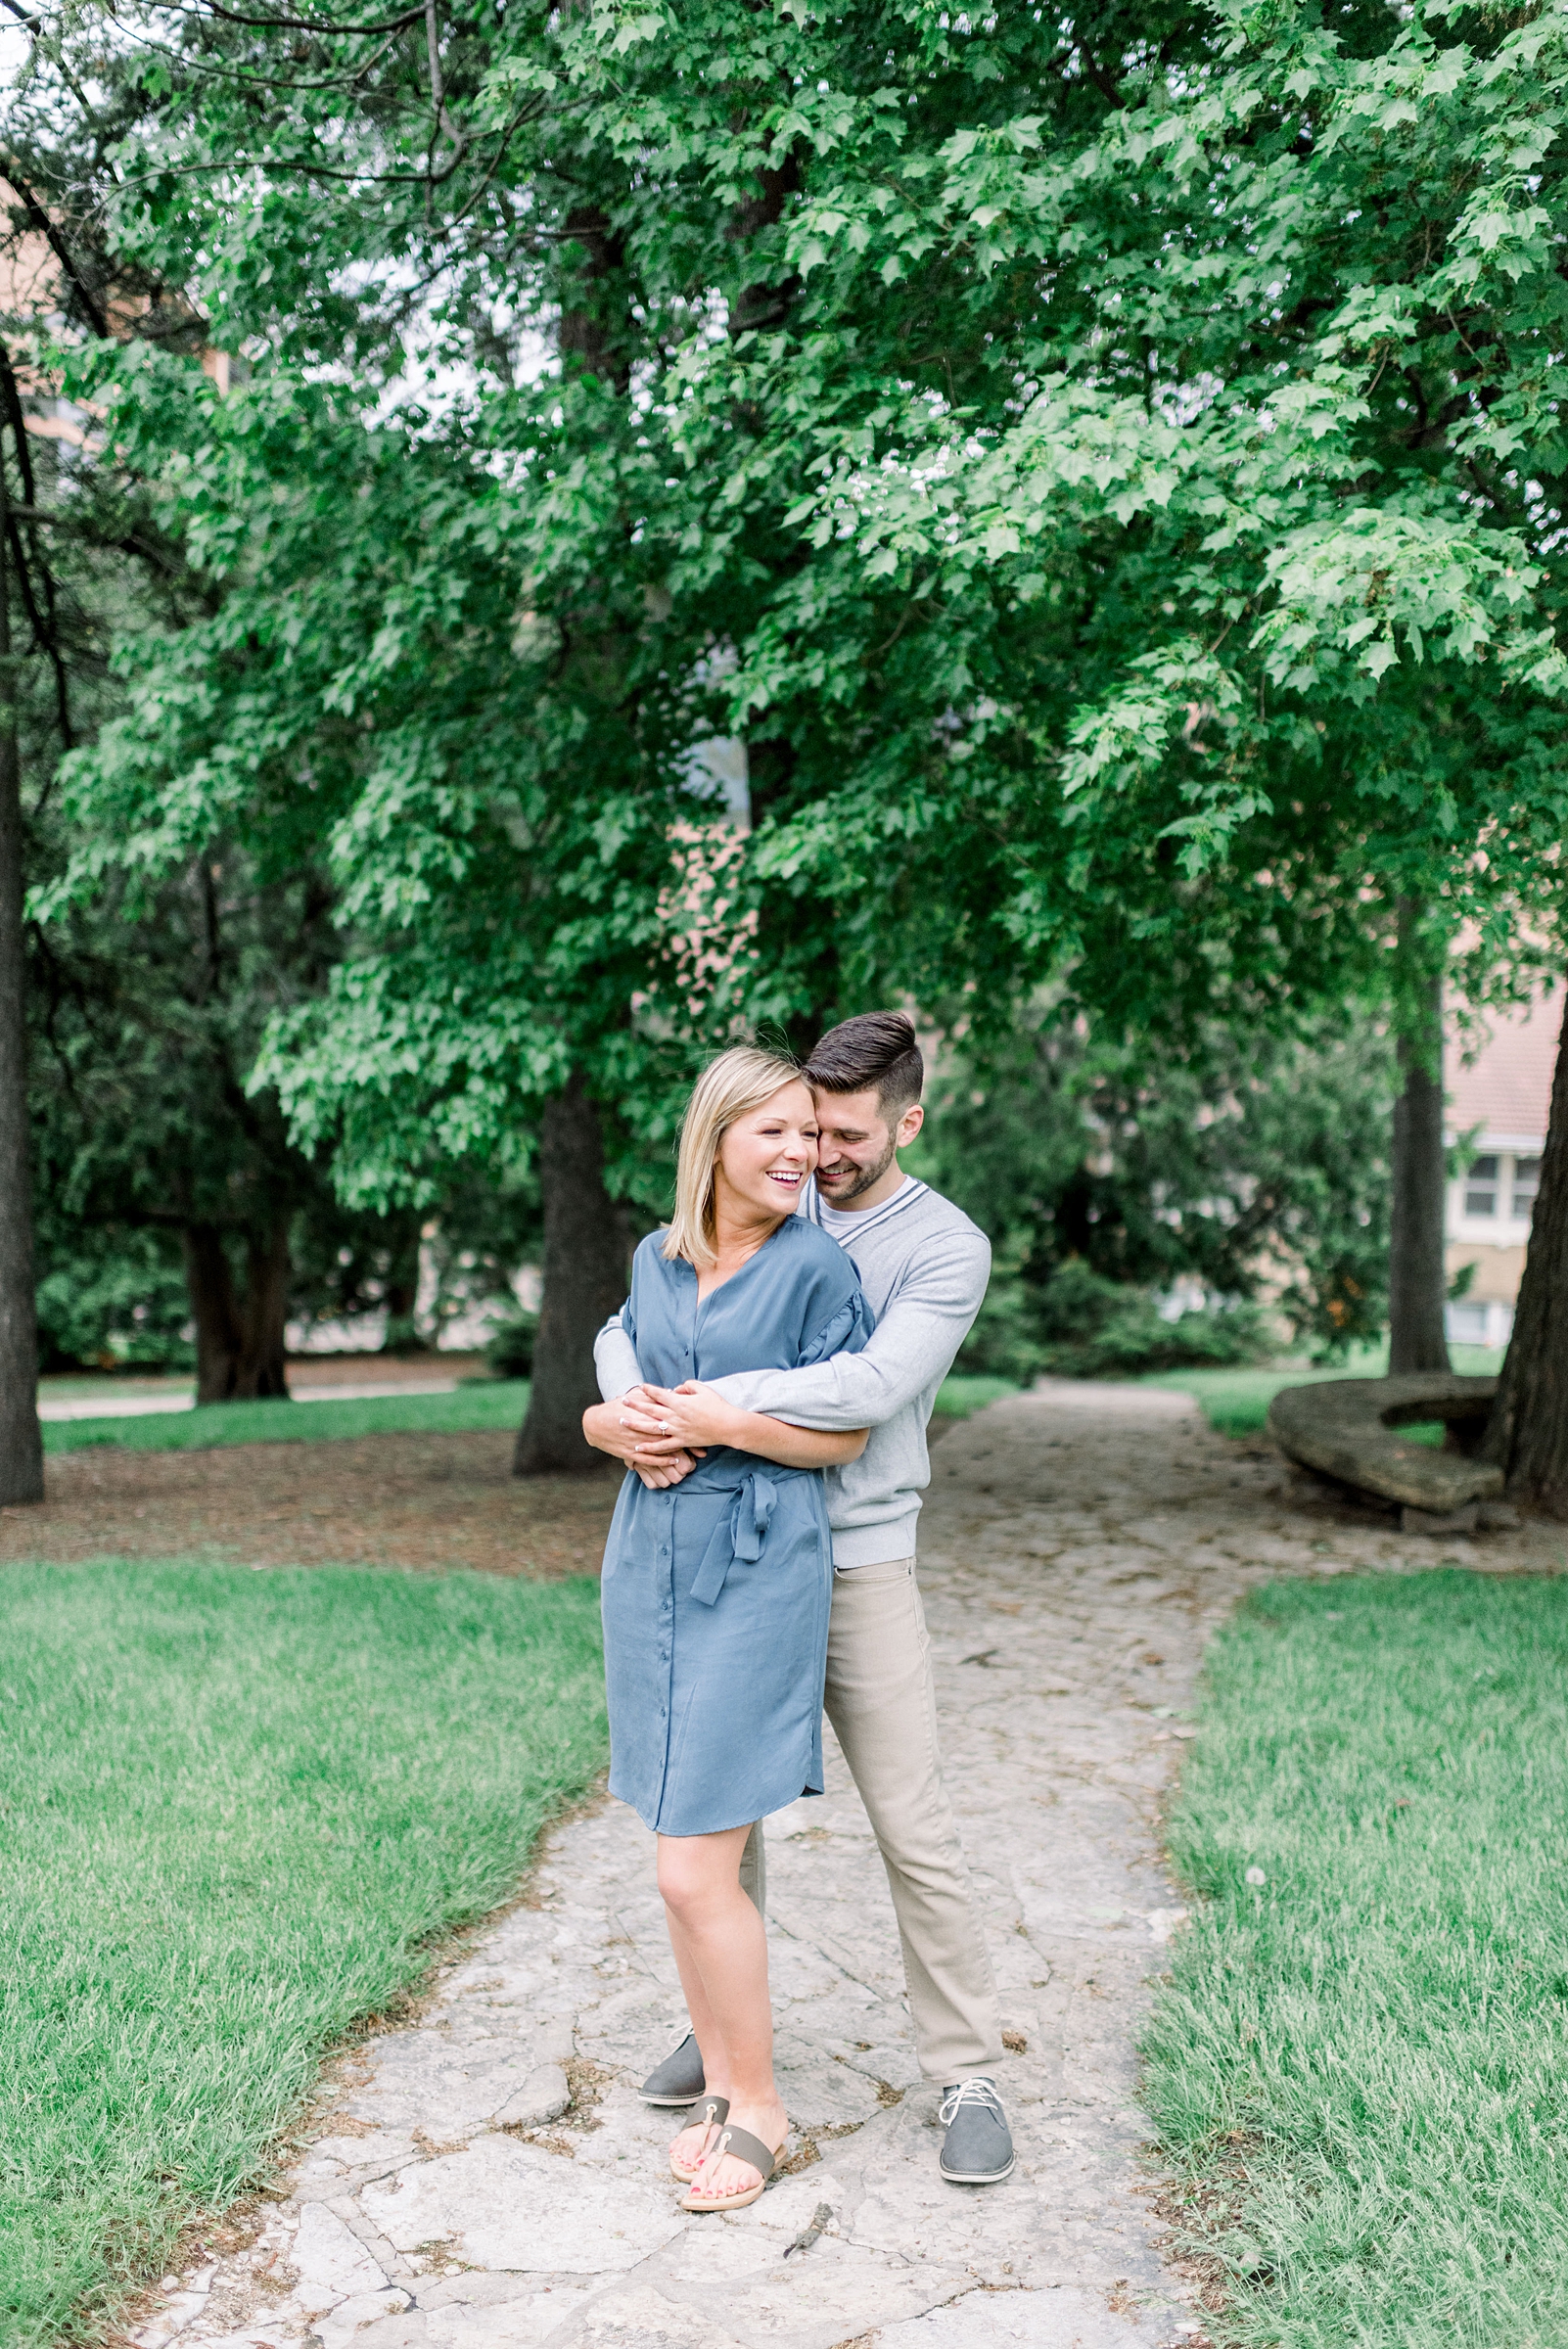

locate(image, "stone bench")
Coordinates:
1267 1373 1503 1522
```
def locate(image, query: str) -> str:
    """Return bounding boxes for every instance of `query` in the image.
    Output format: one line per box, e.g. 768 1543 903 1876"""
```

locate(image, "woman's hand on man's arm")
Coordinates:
581 1391 700 1489
631 1382 868 1469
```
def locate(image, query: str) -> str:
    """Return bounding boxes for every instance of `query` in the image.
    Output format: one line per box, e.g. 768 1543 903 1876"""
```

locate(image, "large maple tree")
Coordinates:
15 0 1568 1496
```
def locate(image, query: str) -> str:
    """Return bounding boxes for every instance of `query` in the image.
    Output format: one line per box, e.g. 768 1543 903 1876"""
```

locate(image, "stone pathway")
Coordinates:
137 1383 1566 2349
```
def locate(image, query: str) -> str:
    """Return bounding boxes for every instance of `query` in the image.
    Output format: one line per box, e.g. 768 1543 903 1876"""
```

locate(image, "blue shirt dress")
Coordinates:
600 1215 874 1838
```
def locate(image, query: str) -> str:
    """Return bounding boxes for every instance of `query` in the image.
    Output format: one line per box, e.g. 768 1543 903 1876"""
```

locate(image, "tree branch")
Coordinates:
155 0 426 34
1078 49 1125 110
0 155 109 336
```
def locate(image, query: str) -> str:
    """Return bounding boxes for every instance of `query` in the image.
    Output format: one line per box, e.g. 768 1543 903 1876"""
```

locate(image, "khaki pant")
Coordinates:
741 1555 1002 2083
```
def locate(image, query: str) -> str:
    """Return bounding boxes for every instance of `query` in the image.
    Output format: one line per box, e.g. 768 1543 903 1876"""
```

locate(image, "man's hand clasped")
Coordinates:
582 1382 744 1489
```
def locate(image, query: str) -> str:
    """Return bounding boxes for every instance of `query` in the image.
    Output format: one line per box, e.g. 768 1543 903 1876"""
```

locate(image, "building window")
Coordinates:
1447 1300 1491 1346
1464 1155 1499 1218
1512 1156 1542 1219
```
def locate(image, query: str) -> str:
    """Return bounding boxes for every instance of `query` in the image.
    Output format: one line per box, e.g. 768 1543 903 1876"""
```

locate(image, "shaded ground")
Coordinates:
0 1431 621 1579
4 1380 996 1573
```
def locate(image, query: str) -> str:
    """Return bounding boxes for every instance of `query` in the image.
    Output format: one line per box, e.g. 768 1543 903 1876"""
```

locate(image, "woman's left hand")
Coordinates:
629 1381 748 1455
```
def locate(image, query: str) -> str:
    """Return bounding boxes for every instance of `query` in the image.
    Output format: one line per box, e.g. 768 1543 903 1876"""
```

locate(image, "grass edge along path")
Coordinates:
1141 1570 1568 2349
0 1558 608 2349
931 1373 1018 1419
41 1371 1015 1456
41 1381 534 1455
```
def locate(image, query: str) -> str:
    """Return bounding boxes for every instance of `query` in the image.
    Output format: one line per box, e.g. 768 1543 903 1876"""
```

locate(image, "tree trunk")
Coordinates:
183 1219 292 1403
723 163 837 1064
1482 990 1568 1512
510 219 634 1477
0 492 43 1506
381 1209 427 1352
747 736 840 1059
236 1221 291 1397
183 1222 243 1403
1387 944 1451 1375
728 151 802 337
559 206 628 389
513 1075 628 1476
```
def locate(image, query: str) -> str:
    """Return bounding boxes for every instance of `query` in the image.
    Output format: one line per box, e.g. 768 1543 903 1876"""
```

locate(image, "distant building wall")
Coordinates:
1443 988 1560 1347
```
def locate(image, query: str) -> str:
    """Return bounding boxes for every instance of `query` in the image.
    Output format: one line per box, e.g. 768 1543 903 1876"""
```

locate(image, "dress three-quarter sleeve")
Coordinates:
620 1232 657 1357
799 1281 876 1367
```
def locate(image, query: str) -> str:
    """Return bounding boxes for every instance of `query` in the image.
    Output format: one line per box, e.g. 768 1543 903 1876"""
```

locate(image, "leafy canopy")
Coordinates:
24 0 1568 1209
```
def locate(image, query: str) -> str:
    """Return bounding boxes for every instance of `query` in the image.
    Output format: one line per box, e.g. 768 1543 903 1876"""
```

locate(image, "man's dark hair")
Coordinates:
804 1010 923 1111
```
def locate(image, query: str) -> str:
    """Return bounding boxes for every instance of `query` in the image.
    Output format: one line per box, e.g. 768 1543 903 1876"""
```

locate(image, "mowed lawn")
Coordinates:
1147 1345 1507 1441
41 1370 1007 1457
1143 1571 1568 2348
41 1380 532 1455
0 1559 607 2349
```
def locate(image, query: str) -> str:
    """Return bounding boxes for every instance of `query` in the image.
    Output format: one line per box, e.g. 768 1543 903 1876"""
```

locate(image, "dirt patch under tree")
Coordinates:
0 1431 622 1577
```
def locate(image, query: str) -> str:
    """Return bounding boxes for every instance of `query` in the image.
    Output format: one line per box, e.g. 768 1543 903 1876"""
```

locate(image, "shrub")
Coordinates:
484 1309 538 1379
34 1230 194 1372
950 1267 1048 1383
906 1002 1395 1359
957 1257 1271 1382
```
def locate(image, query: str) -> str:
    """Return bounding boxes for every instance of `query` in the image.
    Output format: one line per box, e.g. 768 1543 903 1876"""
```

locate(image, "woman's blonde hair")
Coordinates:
663 1045 807 1268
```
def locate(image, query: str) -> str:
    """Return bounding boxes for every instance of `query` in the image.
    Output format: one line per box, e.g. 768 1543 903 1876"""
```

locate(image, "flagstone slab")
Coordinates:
291 2203 391 2310
682 2242 971 2349
346 2286 597 2349
340 2035 573 2138
361 2135 687 2272
875 2285 1167 2347
551 2285 751 2349
316 2289 416 2349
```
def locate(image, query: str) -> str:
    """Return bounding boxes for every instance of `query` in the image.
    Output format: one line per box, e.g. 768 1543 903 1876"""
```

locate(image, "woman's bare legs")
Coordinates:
659 1822 787 2197
663 1904 728 2172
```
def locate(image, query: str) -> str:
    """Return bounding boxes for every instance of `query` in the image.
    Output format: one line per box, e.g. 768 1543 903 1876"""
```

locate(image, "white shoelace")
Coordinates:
939 2075 1004 2127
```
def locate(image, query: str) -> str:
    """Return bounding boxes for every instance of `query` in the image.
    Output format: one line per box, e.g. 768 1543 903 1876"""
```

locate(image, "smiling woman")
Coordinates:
584 1044 873 2214
659 1048 821 1270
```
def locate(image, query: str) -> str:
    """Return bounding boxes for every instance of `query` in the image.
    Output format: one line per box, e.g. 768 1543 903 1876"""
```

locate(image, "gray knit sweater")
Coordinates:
593 1176 991 1567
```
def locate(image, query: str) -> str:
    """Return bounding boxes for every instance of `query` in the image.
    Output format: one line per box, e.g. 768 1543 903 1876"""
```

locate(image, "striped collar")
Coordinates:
805 1174 929 1241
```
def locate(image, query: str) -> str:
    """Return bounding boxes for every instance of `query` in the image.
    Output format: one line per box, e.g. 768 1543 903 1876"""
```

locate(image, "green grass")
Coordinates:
38 1376 196 1401
42 1380 530 1455
1143 1571 1568 2348
42 1372 1012 1455
0 1558 606 2347
932 1373 1018 1418
1147 1346 1508 1440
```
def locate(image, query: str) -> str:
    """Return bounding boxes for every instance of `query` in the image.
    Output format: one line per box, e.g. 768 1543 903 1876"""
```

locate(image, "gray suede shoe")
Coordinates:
638 2030 707 2108
938 2076 1015 2184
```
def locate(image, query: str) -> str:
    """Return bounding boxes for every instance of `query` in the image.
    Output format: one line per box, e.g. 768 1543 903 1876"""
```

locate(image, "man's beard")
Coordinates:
818 1131 899 1204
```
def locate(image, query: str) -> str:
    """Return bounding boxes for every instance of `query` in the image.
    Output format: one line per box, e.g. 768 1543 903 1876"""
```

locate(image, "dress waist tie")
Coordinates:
687 1470 779 1606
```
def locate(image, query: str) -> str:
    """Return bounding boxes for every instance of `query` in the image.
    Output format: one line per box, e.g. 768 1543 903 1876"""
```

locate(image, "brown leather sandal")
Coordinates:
669 2095 729 2183
679 2122 783 2213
